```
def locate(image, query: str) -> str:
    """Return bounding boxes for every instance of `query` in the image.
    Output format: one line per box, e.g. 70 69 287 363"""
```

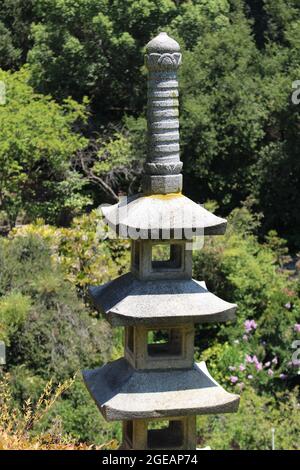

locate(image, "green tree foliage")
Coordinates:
0 292 31 345
0 0 300 448
0 229 122 443
179 18 266 210
0 1 300 245
0 233 114 380
10 210 130 295
0 68 90 227
27 0 177 113
177 3 300 247
0 0 34 69
193 204 300 394
250 1 300 247
0 21 21 69
170 0 231 49
77 129 143 203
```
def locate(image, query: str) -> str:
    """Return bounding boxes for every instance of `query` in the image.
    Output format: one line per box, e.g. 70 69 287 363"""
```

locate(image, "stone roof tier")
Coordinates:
89 272 237 326
83 359 240 421
101 193 227 239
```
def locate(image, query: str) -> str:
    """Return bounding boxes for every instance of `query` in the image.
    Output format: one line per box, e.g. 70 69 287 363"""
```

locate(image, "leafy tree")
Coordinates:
179 18 266 211
176 3 300 247
27 0 178 114
0 291 31 344
0 67 90 228
262 0 300 44
170 0 231 49
0 0 35 69
0 21 21 69
10 211 130 296
249 3 300 248
0 220 128 444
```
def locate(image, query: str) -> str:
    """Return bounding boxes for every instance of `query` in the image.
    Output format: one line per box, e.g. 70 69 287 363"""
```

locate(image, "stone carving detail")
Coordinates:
144 162 182 175
145 52 182 71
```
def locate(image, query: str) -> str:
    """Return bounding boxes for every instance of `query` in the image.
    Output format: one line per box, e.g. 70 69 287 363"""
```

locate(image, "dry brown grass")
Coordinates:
0 373 118 450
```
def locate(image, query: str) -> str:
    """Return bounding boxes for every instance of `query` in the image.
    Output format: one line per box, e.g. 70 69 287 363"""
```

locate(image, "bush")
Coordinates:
0 371 117 449
1 205 299 448
193 203 300 395
0 232 115 383
0 217 129 445
10 210 130 295
197 387 300 450
0 292 31 344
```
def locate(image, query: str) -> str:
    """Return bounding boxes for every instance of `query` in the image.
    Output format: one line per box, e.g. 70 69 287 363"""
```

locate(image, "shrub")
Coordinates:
0 372 117 449
197 387 300 450
193 204 300 394
10 210 130 295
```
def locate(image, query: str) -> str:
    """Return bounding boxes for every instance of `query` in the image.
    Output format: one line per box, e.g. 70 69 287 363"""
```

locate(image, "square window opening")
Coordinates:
147 329 182 357
151 244 182 271
147 420 184 449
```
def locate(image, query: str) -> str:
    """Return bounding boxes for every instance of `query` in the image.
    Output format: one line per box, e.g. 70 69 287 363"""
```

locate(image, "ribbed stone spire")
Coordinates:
143 32 183 195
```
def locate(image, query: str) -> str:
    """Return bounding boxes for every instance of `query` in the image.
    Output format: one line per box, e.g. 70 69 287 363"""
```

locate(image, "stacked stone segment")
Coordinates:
143 32 183 194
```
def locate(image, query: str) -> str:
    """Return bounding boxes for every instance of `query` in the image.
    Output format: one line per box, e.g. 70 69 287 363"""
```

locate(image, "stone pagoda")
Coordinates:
83 32 239 450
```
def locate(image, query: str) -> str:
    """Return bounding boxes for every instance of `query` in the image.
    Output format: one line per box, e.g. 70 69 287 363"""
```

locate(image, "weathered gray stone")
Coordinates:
146 32 180 53
89 273 237 326
122 416 196 450
131 239 193 281
144 32 182 195
124 324 195 370
101 193 227 238
142 174 182 194
83 31 239 450
82 359 240 422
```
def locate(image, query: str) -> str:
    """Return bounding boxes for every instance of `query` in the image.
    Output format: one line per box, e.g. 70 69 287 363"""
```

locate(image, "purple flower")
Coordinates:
292 359 300 366
239 364 246 372
255 362 263 371
245 355 253 363
294 324 300 333
244 319 257 333
280 374 287 380
264 361 271 368
247 374 253 380
252 355 259 365
230 376 239 384
272 357 278 365
268 369 274 376
228 366 236 371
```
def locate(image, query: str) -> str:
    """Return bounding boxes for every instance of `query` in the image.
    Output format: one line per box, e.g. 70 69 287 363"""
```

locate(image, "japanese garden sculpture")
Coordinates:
82 32 240 450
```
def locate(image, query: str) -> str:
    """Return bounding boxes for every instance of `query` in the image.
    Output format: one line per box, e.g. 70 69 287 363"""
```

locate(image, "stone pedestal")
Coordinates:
82 32 239 450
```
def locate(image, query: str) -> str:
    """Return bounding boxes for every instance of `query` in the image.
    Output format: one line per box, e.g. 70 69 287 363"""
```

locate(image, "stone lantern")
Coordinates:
83 32 239 451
